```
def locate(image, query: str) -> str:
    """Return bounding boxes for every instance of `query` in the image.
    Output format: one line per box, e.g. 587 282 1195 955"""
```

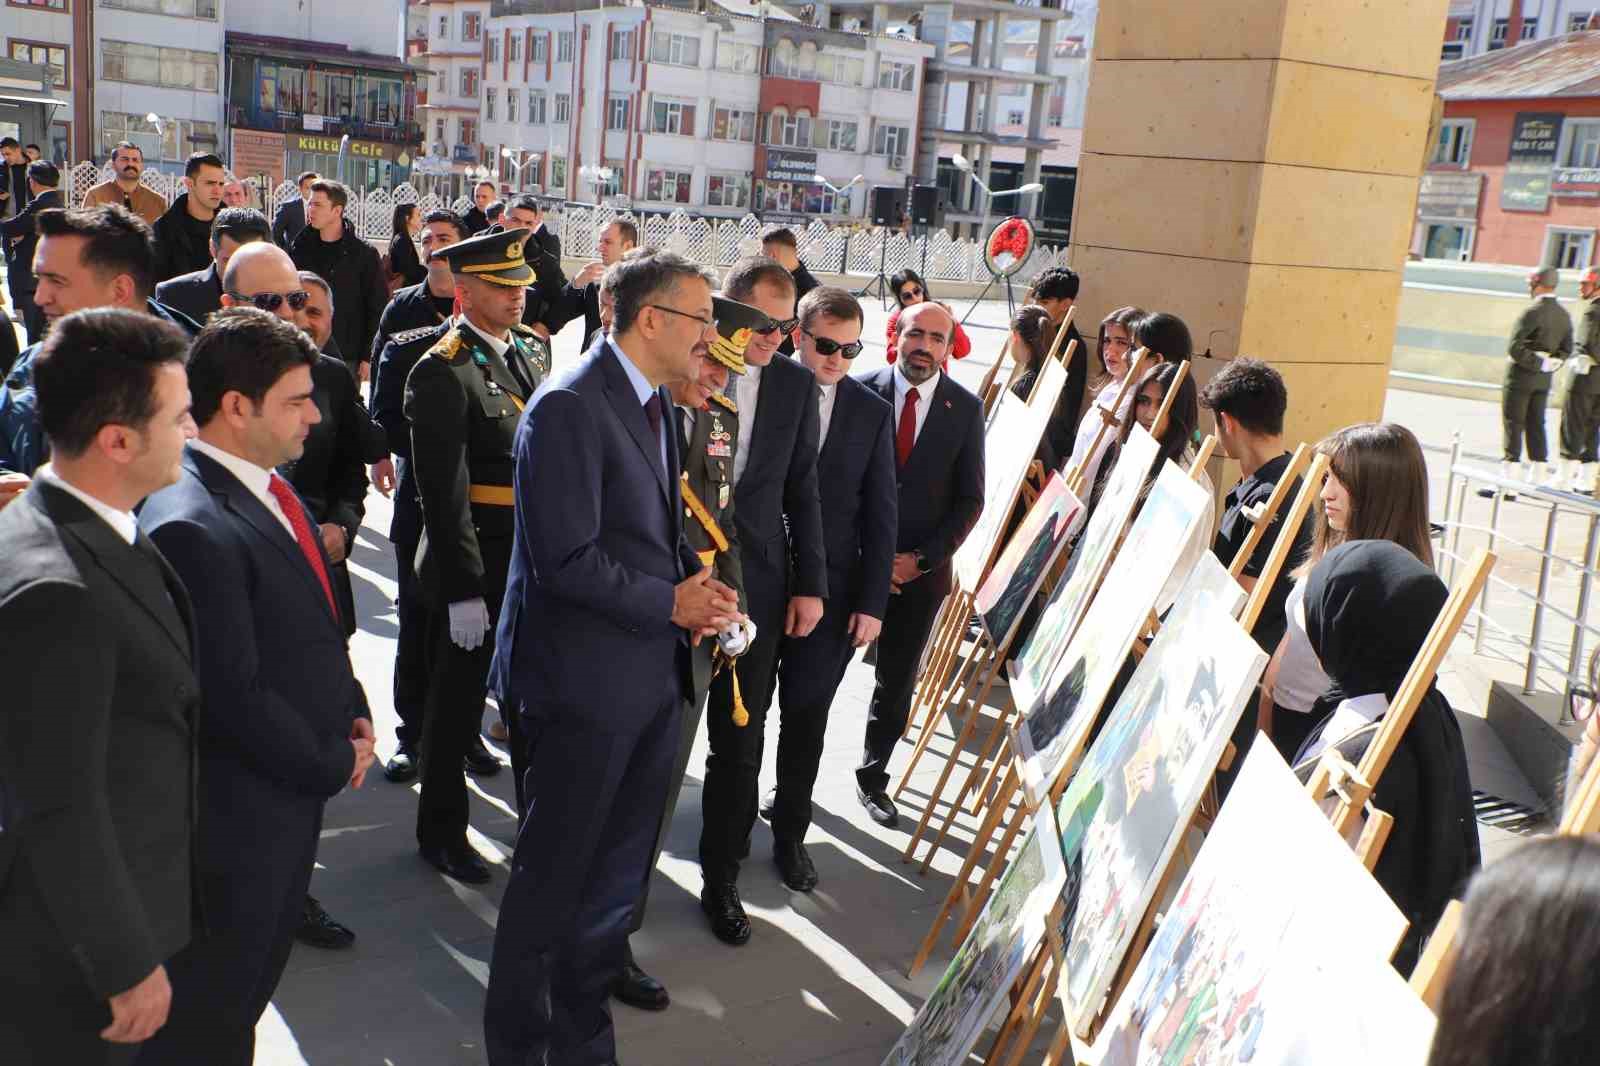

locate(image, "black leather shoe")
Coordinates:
773 840 818 893
464 736 502 776
295 895 355 950
700 880 752 945
857 785 899 828
420 843 492 884
612 959 670 1011
383 743 418 783
758 786 777 822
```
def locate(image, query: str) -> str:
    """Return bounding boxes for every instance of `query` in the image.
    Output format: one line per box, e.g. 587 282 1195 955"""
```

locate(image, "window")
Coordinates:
1570 11 1596 31
872 123 909 158
101 0 218 16
461 13 481 42
817 52 863 85
437 15 449 38
10 0 66 9
755 180 840 215
102 40 219 91
651 97 695 135
797 41 818 78
554 93 571 123
599 162 624 198
1441 40 1466 60
645 167 693 203
505 90 518 122
509 35 521 62
9 40 68 89
610 29 634 61
434 116 446 143
878 59 915 91
460 117 478 145
1562 119 1600 168
1433 119 1473 167
818 116 856 152
706 172 749 208
711 106 756 142
716 39 759 73
767 107 811 147
460 67 479 96
607 95 630 131
100 110 217 162
651 31 700 66
550 155 566 188
770 38 796 77
1422 222 1474 262
486 87 497 121
1547 228 1595 270
1007 109 1025 125
1522 18 1539 39
487 36 500 63
531 35 546 62
1456 17 1473 40
527 90 546 124
558 32 574 62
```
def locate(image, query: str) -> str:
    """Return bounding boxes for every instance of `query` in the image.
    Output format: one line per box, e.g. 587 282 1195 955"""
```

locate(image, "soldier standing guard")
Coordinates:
404 227 552 884
613 296 764 1011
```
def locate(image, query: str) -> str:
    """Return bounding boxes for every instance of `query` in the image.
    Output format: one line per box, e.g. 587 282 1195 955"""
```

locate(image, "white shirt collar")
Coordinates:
606 336 657 406
39 468 138 545
189 438 274 499
1538 292 1560 300
893 362 939 404
460 317 512 358
818 380 837 400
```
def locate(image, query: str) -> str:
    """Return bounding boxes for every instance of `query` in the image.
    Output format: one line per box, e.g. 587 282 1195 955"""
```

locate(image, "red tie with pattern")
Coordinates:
267 473 339 621
896 386 919 469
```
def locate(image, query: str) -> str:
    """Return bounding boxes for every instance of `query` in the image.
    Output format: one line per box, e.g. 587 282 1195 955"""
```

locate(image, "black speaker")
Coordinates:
870 185 907 227
910 184 943 228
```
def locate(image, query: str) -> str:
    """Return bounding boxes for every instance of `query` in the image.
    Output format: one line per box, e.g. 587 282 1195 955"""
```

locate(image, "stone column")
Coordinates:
1067 0 1450 447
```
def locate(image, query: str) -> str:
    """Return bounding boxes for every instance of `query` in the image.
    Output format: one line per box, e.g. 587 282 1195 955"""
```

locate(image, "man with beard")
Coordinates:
83 142 166 226
151 153 226 284
854 300 984 826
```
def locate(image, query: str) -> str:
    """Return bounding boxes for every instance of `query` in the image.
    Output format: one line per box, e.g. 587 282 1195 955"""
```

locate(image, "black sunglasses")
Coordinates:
754 316 799 336
802 328 863 359
899 286 924 302
228 289 311 313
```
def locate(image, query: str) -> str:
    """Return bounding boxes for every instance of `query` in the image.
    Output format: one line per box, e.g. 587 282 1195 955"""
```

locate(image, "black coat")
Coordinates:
1046 320 1089 470
153 262 223 326
522 230 568 332
0 481 199 1054
0 162 26 231
369 279 453 365
279 355 385 635
553 278 602 342
150 193 215 285
858 366 986 597
734 353 828 602
0 188 60 291
814 374 898 620
463 205 489 235
290 219 388 376
271 197 305 249
373 319 449 544
387 231 426 288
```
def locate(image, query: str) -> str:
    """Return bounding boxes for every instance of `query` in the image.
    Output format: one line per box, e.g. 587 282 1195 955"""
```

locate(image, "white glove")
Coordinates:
717 617 757 657
1575 354 1596 376
448 597 491 651
1539 353 1564 373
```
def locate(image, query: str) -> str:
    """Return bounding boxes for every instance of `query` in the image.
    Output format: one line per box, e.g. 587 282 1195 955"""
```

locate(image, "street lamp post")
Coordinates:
499 146 543 192
578 165 615 207
812 172 865 278
144 112 165 168
952 153 1046 321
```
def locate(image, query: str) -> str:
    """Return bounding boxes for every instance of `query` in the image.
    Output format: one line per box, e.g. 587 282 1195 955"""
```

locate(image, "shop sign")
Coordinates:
1501 111 1564 212
1417 170 1483 221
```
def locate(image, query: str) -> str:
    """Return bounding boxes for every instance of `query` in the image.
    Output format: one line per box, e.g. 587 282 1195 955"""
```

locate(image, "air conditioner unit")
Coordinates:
889 154 904 170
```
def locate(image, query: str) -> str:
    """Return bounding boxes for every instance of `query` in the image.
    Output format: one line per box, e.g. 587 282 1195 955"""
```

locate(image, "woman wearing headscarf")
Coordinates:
1297 539 1480 974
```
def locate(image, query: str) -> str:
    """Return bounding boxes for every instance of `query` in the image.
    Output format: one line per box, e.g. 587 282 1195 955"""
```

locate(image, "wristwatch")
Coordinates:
914 550 931 574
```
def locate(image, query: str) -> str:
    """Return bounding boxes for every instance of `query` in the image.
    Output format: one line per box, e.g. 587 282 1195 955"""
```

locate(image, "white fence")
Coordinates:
62 161 1071 286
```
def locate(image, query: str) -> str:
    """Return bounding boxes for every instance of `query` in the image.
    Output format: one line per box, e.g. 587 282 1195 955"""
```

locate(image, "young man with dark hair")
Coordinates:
1 137 29 222
0 158 63 343
272 171 320 249
289 179 387 382
553 218 638 339
510 194 561 259
504 195 567 336
1024 265 1090 467
83 142 167 225
155 207 272 325
137 308 375 1065
761 227 820 356
0 308 199 1063
697 256 827 945
151 153 227 284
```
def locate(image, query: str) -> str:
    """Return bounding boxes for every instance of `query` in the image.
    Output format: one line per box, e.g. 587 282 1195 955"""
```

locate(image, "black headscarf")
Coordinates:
1301 540 1481 974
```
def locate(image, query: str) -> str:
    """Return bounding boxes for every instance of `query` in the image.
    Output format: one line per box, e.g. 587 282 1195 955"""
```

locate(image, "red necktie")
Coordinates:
896 386 920 468
267 474 339 621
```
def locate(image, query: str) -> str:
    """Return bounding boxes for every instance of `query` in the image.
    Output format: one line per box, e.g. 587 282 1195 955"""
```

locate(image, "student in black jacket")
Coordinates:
288 180 387 381
150 153 226 284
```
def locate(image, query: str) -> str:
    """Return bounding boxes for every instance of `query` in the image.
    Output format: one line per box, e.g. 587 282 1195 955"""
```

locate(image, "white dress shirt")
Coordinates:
892 363 938 447
189 438 295 538
732 362 763 485
461 318 512 359
39 469 138 545
607 337 667 472
817 381 838 447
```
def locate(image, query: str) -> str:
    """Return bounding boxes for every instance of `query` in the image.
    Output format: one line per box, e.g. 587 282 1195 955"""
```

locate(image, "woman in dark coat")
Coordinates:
387 203 427 289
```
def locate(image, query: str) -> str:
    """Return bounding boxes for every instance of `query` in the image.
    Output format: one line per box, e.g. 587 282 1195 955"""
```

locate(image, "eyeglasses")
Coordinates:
753 316 799 336
647 304 717 329
1571 685 1598 723
802 328 863 359
899 287 923 302
227 289 311 313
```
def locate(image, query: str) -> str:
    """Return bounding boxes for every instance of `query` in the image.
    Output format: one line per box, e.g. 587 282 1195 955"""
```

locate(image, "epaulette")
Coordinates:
392 325 440 346
427 328 467 364
509 321 536 337
711 392 737 414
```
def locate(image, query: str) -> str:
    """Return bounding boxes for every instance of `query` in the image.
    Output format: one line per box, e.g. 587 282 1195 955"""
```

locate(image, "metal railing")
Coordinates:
1430 434 1600 723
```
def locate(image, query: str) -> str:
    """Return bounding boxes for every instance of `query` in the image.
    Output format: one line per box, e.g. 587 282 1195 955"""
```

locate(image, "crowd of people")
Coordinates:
0 143 1587 1066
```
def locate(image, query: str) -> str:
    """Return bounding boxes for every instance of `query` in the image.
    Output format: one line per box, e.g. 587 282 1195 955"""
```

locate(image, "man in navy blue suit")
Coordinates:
761 286 896 891
484 249 743 1066
137 308 376 1065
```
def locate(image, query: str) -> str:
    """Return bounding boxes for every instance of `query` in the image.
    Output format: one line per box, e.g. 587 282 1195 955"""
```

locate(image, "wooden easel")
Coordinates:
1064 348 1153 499
1226 444 1312 585
978 307 1076 416
1236 452 1329 635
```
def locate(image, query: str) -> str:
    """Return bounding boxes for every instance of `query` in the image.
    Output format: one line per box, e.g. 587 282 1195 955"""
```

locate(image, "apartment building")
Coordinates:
1443 0 1600 60
477 0 931 222
414 0 491 194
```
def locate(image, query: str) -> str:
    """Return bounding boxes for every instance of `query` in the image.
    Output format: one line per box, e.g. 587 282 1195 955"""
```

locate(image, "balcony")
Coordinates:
230 107 423 146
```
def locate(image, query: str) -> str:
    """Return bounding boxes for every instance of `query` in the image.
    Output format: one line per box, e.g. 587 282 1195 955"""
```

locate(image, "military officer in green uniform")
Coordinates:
403 226 553 883
1559 266 1600 494
1493 265 1573 494
613 295 766 1012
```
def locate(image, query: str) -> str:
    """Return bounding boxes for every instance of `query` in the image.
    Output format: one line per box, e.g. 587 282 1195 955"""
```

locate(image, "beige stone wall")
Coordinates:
1068 0 1451 451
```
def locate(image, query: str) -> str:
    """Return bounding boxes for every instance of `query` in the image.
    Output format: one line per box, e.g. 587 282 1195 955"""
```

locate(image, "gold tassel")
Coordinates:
731 665 749 727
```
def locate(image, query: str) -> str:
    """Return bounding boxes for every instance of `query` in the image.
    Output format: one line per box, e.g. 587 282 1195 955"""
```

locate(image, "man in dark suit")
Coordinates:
485 249 741 1065
0 137 26 222
137 308 376 1066
763 287 897 890
0 308 198 1062
760 227 818 358
270 171 317 249
463 180 497 235
505 195 569 335
153 207 271 327
697 256 827 945
552 217 637 340
855 300 985 826
0 158 62 343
